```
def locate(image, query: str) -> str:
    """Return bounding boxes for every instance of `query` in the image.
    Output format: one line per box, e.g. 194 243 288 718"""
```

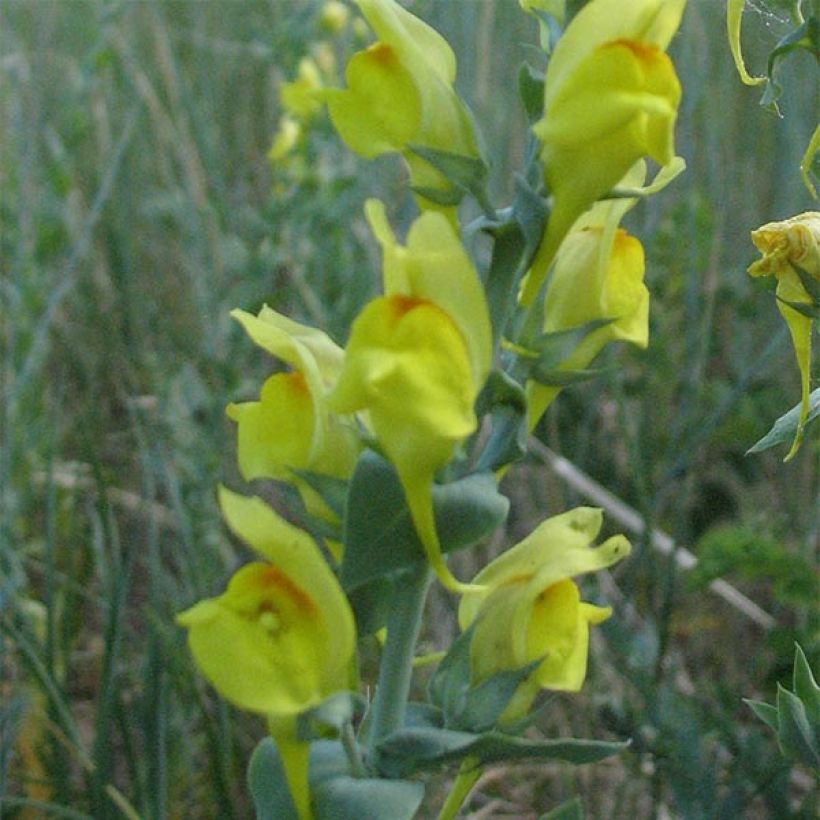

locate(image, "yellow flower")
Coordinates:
177 487 356 714
281 57 324 120
459 508 631 723
269 116 302 162
319 0 350 34
227 306 360 531
324 0 479 213
327 201 491 591
177 487 356 717
526 168 649 429
178 489 355 820
749 211 820 459
521 0 685 305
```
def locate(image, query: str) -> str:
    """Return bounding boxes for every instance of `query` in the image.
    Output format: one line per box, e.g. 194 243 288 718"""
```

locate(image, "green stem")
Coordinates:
437 756 481 820
366 563 432 762
341 721 367 779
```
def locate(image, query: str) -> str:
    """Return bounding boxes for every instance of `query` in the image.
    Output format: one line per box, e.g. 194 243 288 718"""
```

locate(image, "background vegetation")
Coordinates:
1 0 817 817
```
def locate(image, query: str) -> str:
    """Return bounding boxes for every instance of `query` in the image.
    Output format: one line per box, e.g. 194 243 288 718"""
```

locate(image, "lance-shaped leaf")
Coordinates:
746 387 820 456
743 643 820 770
376 726 629 777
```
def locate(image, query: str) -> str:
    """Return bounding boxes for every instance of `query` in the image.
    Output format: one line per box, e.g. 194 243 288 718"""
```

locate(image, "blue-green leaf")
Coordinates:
792 644 820 720
377 727 628 777
457 660 542 732
313 776 424 820
519 64 545 122
776 684 820 769
744 698 780 734
475 370 528 471
341 451 509 592
427 623 474 724
407 144 490 208
746 388 820 455
247 738 299 820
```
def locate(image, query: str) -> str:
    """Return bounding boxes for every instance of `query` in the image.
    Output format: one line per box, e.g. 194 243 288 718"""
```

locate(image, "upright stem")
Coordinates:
366 563 432 761
437 757 481 820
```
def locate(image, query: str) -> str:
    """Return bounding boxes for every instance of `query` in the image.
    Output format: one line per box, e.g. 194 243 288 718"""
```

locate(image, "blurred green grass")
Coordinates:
1 0 817 817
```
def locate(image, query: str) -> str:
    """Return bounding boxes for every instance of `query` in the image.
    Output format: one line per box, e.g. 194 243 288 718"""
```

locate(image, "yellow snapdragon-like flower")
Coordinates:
324 0 479 212
328 201 491 592
177 488 356 820
227 307 360 531
526 166 650 429
280 57 325 120
748 211 820 459
521 0 685 304
269 115 302 162
319 0 350 34
459 508 631 723
177 488 356 714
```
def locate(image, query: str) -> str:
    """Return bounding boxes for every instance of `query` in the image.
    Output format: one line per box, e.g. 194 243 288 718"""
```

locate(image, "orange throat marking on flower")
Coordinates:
253 566 317 625
386 294 430 322
606 38 668 72
367 42 399 68
284 370 309 396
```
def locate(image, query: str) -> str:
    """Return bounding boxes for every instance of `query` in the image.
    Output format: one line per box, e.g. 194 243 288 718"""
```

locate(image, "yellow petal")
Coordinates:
524 38 680 303
527 579 584 690
228 372 314 481
365 199 493 386
526 193 648 428
748 212 819 458
356 0 456 83
269 116 301 162
218 488 356 684
281 58 324 119
459 508 629 720
232 305 344 386
776 271 814 461
544 0 685 108
326 0 479 207
325 43 421 158
319 0 350 34
177 562 328 714
459 508 631 628
328 296 479 590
